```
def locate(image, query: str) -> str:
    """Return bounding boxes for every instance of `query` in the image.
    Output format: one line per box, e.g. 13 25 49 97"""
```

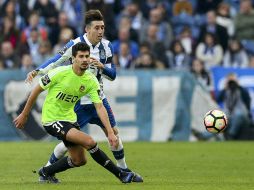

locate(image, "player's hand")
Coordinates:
13 113 28 129
108 133 118 148
25 70 38 84
90 57 104 69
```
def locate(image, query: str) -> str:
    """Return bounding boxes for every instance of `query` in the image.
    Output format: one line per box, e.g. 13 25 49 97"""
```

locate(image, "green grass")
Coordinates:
0 141 254 190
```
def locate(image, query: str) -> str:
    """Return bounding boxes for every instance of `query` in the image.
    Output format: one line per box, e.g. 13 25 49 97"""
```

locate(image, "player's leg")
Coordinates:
45 102 92 166
45 141 67 166
99 99 128 169
98 98 143 182
41 122 134 183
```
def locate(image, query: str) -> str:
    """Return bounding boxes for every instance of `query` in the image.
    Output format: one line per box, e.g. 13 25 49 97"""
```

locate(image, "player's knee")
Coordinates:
72 157 87 167
85 136 96 149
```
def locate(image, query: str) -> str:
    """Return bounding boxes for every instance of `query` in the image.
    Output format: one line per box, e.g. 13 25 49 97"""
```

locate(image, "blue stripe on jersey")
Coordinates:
98 42 106 64
36 53 62 70
36 40 74 70
80 35 85 42
102 63 116 80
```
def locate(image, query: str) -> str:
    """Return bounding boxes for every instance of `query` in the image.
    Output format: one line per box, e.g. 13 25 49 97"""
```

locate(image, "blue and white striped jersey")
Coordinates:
36 34 116 105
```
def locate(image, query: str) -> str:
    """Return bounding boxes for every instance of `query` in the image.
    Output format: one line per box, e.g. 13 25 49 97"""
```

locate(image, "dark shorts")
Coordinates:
74 98 116 128
44 121 80 147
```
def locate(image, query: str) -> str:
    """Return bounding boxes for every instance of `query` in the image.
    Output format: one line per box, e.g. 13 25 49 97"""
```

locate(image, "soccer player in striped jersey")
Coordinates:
14 42 134 183
26 9 143 182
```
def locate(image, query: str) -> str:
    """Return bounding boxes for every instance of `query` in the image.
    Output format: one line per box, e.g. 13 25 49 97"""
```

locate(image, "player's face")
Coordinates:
74 51 90 70
86 21 104 44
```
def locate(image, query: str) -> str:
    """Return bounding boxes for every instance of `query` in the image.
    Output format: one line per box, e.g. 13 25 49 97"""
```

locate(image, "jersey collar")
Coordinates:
84 34 101 48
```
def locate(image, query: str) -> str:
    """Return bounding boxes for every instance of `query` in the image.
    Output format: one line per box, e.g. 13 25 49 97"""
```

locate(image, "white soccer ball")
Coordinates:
204 109 228 134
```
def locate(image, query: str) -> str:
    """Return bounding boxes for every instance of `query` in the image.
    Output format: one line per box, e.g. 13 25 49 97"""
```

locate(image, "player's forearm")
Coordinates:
102 63 116 81
95 103 114 135
22 85 44 116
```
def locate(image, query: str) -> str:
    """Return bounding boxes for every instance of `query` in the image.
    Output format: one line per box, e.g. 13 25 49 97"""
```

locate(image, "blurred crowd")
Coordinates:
1 0 254 89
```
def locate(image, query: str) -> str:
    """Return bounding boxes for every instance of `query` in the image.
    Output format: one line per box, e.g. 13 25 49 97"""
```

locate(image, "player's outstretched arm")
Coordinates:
14 85 44 129
94 103 118 147
25 41 74 83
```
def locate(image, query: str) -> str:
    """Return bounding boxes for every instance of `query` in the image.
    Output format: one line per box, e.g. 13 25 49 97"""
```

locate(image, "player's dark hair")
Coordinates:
72 42 90 57
85 9 104 26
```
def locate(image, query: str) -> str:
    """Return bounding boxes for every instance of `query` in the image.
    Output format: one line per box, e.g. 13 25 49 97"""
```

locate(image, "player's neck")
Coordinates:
72 65 85 76
87 35 99 46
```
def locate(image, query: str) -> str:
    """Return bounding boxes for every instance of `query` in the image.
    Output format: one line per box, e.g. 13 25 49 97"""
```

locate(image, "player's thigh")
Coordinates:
66 128 96 149
67 145 86 166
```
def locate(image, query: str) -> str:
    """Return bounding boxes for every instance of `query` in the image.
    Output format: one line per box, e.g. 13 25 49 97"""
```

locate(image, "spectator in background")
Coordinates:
173 0 193 16
223 39 249 68
21 11 48 44
33 0 59 27
0 16 19 49
216 2 235 37
119 2 145 33
0 41 19 69
19 27 41 62
20 53 34 72
113 42 134 69
141 23 168 67
134 52 164 69
217 73 251 140
199 10 229 51
0 0 25 29
178 27 195 55
112 27 139 60
166 40 191 71
33 40 52 67
196 32 223 70
140 8 173 49
56 0 84 36
191 58 211 90
118 16 139 43
53 27 73 54
49 11 77 47
234 0 254 41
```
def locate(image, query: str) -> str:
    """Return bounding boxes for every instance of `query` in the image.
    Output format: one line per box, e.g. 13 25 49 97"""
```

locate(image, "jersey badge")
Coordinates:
79 85 85 92
41 74 51 86
58 45 68 55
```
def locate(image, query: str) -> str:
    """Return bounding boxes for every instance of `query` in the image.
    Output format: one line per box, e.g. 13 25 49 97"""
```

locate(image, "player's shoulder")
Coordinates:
49 65 71 77
84 70 99 82
101 38 112 47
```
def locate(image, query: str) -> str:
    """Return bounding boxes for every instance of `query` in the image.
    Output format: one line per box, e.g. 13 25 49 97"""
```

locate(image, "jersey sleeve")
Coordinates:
38 68 61 90
36 40 74 75
87 76 102 104
101 42 116 81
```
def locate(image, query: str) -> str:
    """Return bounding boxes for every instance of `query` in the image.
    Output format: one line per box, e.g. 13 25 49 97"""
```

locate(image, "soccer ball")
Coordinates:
204 109 228 133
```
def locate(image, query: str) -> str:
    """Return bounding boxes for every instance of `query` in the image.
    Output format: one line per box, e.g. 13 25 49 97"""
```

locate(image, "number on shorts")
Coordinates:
52 122 64 133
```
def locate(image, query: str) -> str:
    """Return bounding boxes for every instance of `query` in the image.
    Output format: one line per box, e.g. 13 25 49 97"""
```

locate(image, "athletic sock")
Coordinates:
43 156 75 176
46 142 67 166
109 135 127 169
88 143 121 177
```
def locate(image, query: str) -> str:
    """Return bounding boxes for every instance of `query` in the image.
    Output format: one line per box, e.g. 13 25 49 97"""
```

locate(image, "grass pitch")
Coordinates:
0 141 254 190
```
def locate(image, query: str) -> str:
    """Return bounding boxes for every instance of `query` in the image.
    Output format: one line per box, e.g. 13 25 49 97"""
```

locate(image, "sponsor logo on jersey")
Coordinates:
41 74 51 86
58 45 68 55
79 85 85 92
56 92 79 103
